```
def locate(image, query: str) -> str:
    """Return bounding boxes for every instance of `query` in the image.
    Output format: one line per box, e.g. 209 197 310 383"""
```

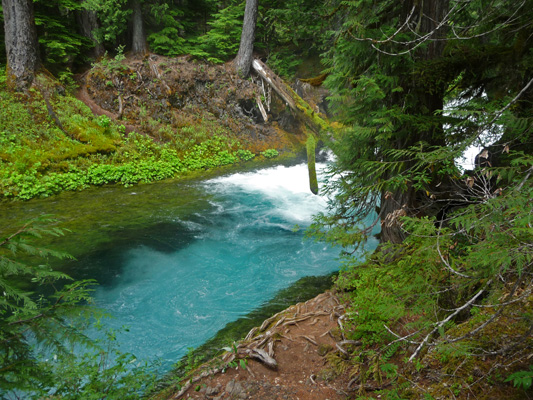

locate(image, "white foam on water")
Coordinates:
208 162 329 223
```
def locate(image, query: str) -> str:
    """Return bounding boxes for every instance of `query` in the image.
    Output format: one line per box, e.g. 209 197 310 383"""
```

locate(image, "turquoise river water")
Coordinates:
0 160 378 373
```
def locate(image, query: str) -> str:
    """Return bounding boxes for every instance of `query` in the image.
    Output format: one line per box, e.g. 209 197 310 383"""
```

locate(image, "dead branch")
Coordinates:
409 280 492 361
300 335 318 346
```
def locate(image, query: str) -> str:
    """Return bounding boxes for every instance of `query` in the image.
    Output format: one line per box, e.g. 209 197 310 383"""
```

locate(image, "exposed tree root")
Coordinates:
171 291 346 399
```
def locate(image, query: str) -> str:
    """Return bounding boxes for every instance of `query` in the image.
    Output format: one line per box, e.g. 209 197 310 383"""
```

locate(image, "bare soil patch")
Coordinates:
75 54 315 154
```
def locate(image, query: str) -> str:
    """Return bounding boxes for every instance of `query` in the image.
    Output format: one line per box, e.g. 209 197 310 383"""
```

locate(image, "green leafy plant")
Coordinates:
236 149 255 161
222 342 248 371
93 45 128 76
505 366 533 390
0 81 263 201
261 149 279 159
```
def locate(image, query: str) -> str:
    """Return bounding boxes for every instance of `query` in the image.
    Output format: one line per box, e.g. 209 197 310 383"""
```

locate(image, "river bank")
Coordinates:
157 291 351 400
1 53 325 201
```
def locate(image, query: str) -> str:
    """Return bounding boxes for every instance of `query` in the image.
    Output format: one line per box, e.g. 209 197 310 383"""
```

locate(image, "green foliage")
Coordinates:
33 0 93 70
0 67 6 87
310 0 533 396
0 217 156 398
84 0 130 45
505 366 533 390
266 49 302 80
147 6 190 56
193 1 244 63
92 45 128 75
0 80 258 201
236 149 255 161
174 347 206 375
49 343 156 399
261 148 279 159
260 0 329 78
333 158 533 346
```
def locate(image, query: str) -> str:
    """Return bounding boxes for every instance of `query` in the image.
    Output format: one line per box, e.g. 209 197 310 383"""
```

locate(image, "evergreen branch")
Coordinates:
349 0 529 56
0 222 32 248
516 166 533 192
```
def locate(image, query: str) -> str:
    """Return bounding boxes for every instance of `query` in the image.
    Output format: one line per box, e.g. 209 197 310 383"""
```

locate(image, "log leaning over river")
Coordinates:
251 59 331 194
252 59 297 111
251 59 330 135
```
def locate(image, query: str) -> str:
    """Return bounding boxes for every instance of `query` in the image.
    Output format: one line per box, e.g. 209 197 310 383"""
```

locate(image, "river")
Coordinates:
0 160 378 373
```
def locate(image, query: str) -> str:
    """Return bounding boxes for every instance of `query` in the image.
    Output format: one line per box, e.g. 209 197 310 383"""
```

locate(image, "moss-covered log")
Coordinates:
307 135 318 194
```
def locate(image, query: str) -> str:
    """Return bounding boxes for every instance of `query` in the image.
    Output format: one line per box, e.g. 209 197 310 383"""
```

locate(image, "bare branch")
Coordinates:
409 280 492 361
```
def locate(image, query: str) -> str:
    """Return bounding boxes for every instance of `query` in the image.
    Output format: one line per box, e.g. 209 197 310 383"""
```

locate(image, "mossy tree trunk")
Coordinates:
307 136 319 195
2 0 39 90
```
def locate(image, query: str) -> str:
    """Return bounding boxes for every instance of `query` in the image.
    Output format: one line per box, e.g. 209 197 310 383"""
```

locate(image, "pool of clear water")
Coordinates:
1 161 378 372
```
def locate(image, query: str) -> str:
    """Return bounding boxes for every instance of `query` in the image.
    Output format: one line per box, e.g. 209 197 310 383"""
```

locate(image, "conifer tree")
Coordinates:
312 0 533 385
234 0 258 77
320 0 533 245
2 0 39 90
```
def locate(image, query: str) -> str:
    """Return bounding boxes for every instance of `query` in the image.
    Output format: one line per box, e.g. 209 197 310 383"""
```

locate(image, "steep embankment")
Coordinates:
79 54 312 154
1 54 327 201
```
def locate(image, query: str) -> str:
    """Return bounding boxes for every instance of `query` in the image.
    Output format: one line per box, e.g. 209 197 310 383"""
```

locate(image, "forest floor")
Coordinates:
162 291 352 400
159 288 532 400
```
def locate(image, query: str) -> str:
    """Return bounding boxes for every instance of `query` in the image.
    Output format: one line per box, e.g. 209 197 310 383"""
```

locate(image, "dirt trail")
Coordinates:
75 76 116 119
166 291 350 400
76 78 140 134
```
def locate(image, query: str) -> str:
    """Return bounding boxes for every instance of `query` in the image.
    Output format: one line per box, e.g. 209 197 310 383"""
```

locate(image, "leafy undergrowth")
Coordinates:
0 56 307 201
311 163 533 399
321 283 532 399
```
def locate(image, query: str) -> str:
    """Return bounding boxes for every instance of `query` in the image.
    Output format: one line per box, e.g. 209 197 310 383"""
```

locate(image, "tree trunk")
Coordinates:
379 187 415 244
131 0 148 55
234 0 258 78
379 0 450 244
76 6 105 59
2 0 39 90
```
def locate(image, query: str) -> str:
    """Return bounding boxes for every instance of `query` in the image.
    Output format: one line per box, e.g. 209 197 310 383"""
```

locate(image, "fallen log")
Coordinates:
251 58 333 194
252 59 297 111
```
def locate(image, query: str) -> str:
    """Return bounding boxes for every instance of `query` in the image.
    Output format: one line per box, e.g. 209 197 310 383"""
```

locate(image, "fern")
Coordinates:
0 217 156 398
505 366 533 390
382 341 400 363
